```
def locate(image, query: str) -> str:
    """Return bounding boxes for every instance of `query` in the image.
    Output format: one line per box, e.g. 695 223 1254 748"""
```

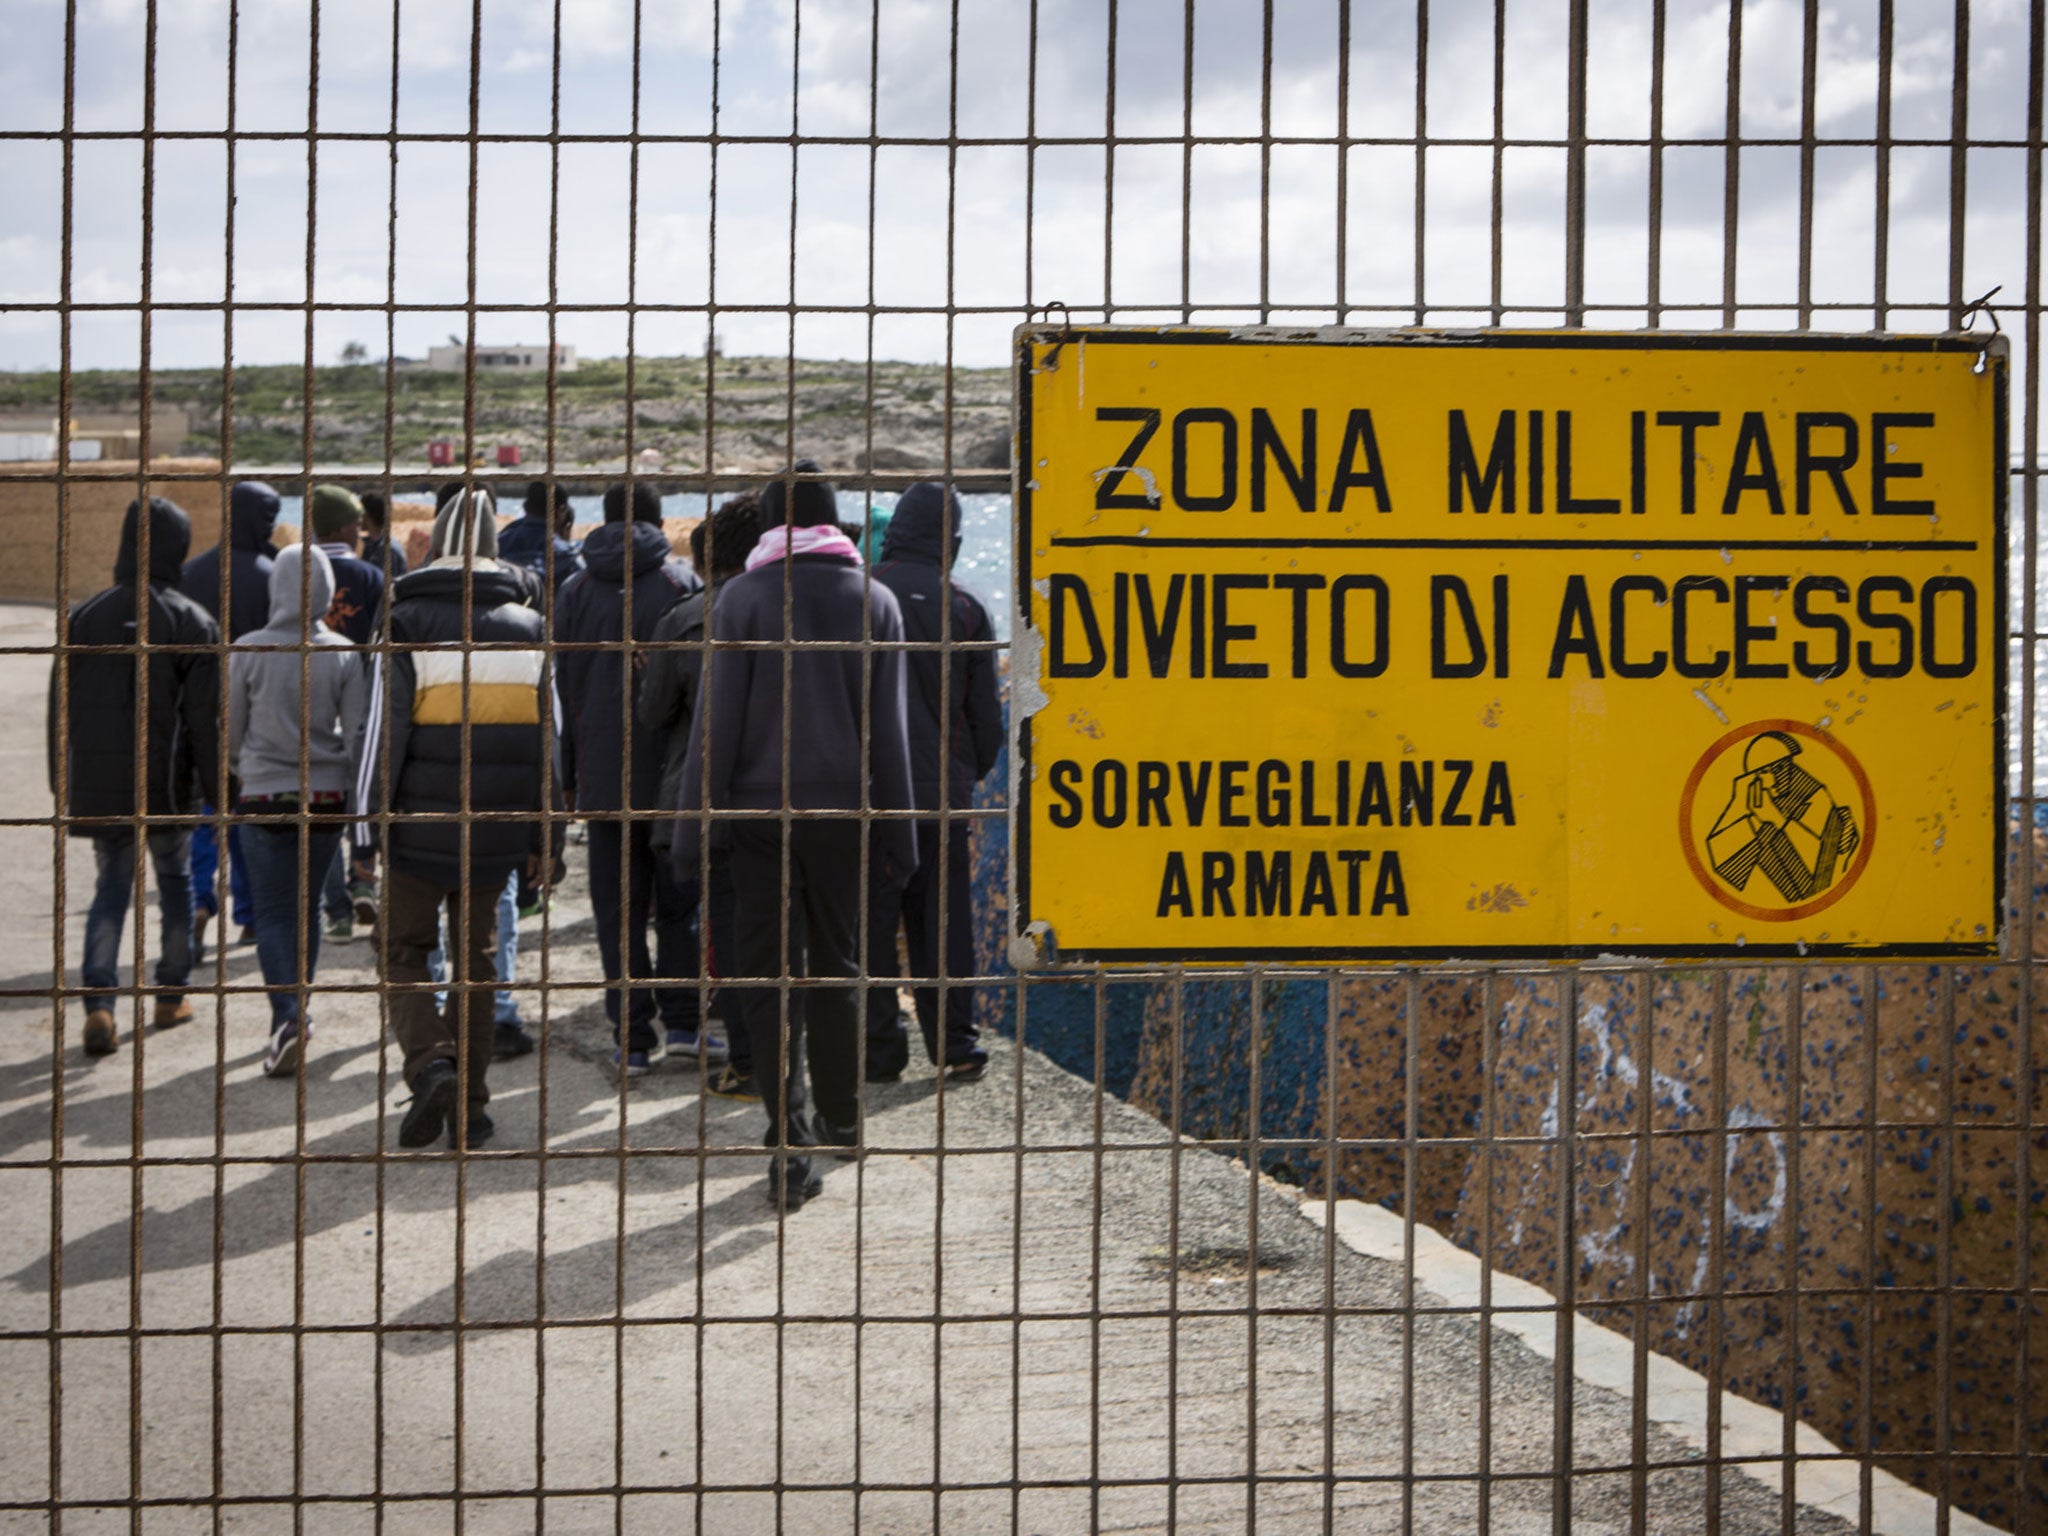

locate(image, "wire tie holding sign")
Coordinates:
1037 301 1077 374
1959 285 2002 373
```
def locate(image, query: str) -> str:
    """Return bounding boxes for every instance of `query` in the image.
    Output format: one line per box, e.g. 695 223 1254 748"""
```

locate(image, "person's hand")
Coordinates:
526 853 552 891
1747 773 1783 830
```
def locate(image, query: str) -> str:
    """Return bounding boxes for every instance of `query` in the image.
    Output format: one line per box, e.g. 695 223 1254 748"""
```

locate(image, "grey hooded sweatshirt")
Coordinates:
228 544 370 801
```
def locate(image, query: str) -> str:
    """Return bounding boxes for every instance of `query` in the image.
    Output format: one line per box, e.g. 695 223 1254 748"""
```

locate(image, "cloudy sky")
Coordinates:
0 0 2033 377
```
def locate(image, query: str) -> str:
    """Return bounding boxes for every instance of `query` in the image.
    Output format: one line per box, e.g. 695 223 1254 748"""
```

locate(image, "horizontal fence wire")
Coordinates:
0 1 2038 1534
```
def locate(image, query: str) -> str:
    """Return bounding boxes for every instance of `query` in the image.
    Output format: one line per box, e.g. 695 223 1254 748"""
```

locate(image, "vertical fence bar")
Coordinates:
47 6 79 1530
1563 0 1589 326
1401 968 1419 1535
1795 0 1819 331
1782 968 1805 1536
1948 1 1972 331
1875 0 1895 330
1647 0 1666 330
1412 0 1428 326
1629 975 1653 1536
2019 14 2044 1533
1553 971 1578 1536
1722 0 1743 329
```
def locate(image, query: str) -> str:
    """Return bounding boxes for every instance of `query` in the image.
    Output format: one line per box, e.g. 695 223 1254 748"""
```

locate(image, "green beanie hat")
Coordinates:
310 484 365 540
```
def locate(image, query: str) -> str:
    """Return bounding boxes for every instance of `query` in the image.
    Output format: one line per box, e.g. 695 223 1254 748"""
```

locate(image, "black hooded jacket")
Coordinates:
181 481 280 640
673 467 916 885
48 498 224 830
873 483 1003 809
355 555 562 884
551 520 701 813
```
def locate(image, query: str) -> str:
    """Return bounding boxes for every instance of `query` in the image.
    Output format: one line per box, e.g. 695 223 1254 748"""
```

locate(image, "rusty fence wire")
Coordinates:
0 1 2041 1533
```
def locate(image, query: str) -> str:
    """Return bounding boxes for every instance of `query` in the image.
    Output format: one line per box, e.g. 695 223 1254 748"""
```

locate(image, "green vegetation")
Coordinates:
0 353 1013 469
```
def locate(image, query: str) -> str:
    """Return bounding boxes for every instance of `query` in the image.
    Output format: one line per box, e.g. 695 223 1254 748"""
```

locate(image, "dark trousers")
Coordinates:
730 818 864 1150
703 846 752 1073
382 863 499 1111
586 817 699 1051
866 816 984 1076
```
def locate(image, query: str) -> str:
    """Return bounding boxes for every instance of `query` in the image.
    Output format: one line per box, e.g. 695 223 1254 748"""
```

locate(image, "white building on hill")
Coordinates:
424 343 577 374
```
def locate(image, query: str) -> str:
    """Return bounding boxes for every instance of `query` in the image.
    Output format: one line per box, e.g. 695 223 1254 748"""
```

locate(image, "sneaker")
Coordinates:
152 998 193 1029
193 908 213 965
517 896 547 921
448 1108 495 1151
663 1026 729 1068
82 1008 117 1057
763 1155 823 1211
611 1034 668 1078
944 1055 989 1084
349 885 379 929
704 1064 760 1101
325 913 353 943
263 1016 310 1078
494 1020 536 1060
399 1058 459 1148
236 925 257 947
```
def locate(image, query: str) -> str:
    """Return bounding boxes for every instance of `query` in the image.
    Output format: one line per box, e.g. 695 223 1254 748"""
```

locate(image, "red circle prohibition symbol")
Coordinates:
1677 718 1877 923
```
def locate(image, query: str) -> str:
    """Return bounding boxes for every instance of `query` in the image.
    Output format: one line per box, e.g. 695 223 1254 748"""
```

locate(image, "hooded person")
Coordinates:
674 460 916 1210
856 507 892 564
862 481 1003 1083
410 485 550 1057
182 479 280 951
551 480 710 1073
228 544 369 1076
497 479 584 593
355 487 564 1150
182 480 282 640
48 497 222 1057
359 492 409 579
427 484 503 564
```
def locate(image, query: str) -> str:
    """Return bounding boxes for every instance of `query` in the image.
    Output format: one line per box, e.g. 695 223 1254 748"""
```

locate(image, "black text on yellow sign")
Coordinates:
1011 329 2006 964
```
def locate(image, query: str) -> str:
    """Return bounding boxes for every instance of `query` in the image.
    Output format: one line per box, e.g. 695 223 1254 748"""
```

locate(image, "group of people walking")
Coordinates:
48 465 1003 1207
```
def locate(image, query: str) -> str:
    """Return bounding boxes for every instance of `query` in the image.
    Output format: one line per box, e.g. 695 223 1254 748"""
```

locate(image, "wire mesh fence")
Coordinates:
0 0 2040 1532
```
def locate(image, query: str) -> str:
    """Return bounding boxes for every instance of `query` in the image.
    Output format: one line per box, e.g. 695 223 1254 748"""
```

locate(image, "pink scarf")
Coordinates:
744 522 863 572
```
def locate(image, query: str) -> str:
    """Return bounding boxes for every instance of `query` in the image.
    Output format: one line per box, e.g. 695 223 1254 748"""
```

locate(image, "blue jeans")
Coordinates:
81 829 194 1015
241 821 344 1029
427 869 521 1025
190 806 253 928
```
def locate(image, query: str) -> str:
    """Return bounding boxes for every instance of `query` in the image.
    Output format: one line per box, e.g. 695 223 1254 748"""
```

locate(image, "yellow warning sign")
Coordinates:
1010 327 2007 963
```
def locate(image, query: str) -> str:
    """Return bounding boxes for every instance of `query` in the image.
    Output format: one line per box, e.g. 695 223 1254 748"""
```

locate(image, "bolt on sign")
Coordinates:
1009 327 2007 965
